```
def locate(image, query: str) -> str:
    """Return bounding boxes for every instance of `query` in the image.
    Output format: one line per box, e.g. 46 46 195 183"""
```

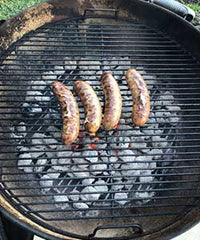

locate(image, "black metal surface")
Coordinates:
0 214 7 240
117 0 200 59
0 10 200 240
1 213 34 240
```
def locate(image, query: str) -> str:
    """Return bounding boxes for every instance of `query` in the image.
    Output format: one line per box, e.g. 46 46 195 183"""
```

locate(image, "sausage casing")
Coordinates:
52 81 79 145
100 72 122 130
126 68 150 126
74 81 102 135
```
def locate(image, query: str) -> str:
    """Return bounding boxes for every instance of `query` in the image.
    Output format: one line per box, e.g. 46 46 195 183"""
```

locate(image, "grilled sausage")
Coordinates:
125 68 150 126
52 81 79 145
100 72 122 130
74 81 102 135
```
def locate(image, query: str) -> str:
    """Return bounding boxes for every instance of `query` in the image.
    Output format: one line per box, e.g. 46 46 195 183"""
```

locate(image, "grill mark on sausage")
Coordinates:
126 69 150 126
101 72 122 131
52 81 80 145
74 81 102 135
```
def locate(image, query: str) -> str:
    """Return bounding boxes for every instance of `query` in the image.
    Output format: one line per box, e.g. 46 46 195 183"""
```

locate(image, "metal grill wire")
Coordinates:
0 16 200 225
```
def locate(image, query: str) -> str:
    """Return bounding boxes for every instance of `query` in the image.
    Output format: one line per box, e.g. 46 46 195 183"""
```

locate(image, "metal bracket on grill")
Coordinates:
83 8 119 19
88 224 143 239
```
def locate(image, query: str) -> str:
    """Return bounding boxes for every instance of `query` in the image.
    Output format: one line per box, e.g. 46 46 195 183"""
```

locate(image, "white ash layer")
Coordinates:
14 56 180 214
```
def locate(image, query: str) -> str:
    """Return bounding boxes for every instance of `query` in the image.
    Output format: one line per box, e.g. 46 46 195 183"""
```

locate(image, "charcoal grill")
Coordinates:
0 0 200 239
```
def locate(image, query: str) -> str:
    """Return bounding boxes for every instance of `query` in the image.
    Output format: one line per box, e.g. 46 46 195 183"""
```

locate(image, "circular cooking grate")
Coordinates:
0 14 200 239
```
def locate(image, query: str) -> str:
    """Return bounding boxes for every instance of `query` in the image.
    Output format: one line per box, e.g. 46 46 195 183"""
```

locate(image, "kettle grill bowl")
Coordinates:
0 1 200 240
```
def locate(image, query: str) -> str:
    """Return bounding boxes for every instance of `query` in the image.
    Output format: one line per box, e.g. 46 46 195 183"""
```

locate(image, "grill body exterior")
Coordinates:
0 0 199 240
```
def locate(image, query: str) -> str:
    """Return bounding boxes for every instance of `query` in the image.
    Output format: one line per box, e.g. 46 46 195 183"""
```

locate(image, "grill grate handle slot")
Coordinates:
83 8 119 19
88 224 143 239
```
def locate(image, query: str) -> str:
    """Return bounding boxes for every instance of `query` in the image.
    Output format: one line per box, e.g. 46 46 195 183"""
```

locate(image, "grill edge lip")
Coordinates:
1 192 200 240
0 0 200 239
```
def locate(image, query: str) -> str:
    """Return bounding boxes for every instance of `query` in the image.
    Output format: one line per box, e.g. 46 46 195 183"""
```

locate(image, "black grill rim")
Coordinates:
0 0 200 240
1 195 200 240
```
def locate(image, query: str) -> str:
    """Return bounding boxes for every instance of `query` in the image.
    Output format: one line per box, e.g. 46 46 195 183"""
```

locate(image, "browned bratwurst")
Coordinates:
52 81 79 145
126 69 150 126
74 81 102 135
100 72 122 130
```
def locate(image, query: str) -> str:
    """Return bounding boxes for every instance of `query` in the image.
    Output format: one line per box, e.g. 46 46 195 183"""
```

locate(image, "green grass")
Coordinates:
0 0 45 20
187 3 200 12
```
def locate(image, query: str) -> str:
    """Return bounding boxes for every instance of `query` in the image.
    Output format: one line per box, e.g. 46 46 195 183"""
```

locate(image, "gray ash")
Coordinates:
10 56 181 214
